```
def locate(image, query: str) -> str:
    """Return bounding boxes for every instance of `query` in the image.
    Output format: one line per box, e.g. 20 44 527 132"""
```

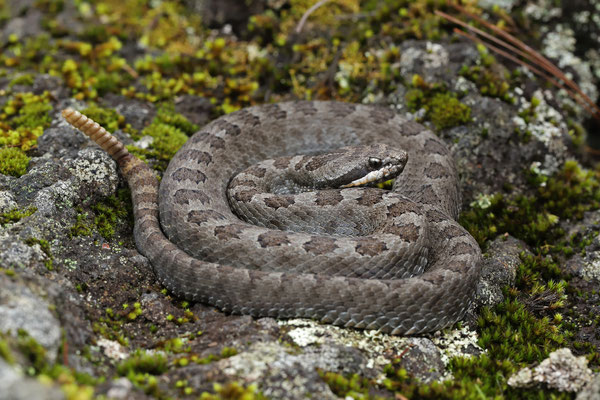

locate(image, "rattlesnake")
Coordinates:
62 101 481 335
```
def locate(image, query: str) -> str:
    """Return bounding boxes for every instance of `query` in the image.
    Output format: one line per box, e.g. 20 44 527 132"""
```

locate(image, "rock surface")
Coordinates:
0 0 598 399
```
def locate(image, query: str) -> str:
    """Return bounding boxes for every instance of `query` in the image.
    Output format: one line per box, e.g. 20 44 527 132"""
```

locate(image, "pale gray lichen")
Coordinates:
523 0 562 22
0 233 47 269
0 191 18 214
280 318 412 371
219 341 343 400
97 338 129 360
470 193 493 209
280 318 481 382
68 148 119 197
512 89 569 156
508 348 593 392
430 326 483 367
541 25 598 105
399 42 449 76
529 155 562 187
477 0 518 11
579 235 600 282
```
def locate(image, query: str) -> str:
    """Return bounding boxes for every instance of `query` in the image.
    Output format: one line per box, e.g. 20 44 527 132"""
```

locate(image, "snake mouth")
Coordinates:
340 164 403 188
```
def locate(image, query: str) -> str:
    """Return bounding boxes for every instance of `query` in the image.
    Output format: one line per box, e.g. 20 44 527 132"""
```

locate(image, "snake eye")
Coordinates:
368 157 382 169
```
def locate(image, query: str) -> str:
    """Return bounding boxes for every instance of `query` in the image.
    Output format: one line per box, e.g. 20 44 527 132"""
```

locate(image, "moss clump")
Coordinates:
140 122 188 160
117 350 168 376
405 76 471 130
7 330 97 399
68 209 92 238
69 189 134 241
91 188 133 240
117 350 168 396
319 370 372 398
92 307 130 347
199 382 266 400
25 237 54 270
0 91 53 151
8 73 35 87
154 104 199 136
459 44 515 103
426 93 472 130
0 147 30 177
0 335 15 364
461 161 600 250
127 104 197 169
0 206 36 226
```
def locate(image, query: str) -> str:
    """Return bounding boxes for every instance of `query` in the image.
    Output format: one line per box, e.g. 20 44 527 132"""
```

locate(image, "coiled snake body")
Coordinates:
63 101 481 335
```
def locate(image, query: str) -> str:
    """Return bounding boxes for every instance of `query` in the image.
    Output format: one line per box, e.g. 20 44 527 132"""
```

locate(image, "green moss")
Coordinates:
566 119 586 147
0 206 36 226
199 382 266 400
8 73 34 87
459 45 515 103
92 190 132 240
459 64 513 102
68 209 92 238
460 161 600 250
126 104 197 169
117 350 168 376
68 188 134 241
16 329 48 373
7 330 98 399
0 147 30 177
426 93 471 130
405 77 471 130
117 350 168 396
154 104 199 136
319 370 373 399
0 336 15 364
141 122 187 160
0 92 53 151
126 302 143 320
192 346 238 365
25 237 54 270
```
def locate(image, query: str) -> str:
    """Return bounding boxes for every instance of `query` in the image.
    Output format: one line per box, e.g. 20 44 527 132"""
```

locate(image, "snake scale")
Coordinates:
62 101 481 335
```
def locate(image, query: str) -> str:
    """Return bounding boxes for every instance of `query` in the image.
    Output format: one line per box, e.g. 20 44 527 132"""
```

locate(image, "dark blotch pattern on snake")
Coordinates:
63 101 482 335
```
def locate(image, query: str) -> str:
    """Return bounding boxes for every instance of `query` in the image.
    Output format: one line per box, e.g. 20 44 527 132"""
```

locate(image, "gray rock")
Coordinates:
0 236 46 270
189 0 266 30
0 191 17 213
174 95 214 127
179 341 364 400
37 126 90 160
564 210 600 282
0 275 61 363
397 338 445 383
105 377 135 400
0 359 64 400
1 9 43 43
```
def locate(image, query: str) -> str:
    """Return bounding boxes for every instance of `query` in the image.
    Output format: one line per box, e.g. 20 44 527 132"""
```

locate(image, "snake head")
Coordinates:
311 144 407 189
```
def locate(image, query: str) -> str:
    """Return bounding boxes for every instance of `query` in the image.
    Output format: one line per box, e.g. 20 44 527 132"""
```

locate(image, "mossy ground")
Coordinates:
0 0 598 399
